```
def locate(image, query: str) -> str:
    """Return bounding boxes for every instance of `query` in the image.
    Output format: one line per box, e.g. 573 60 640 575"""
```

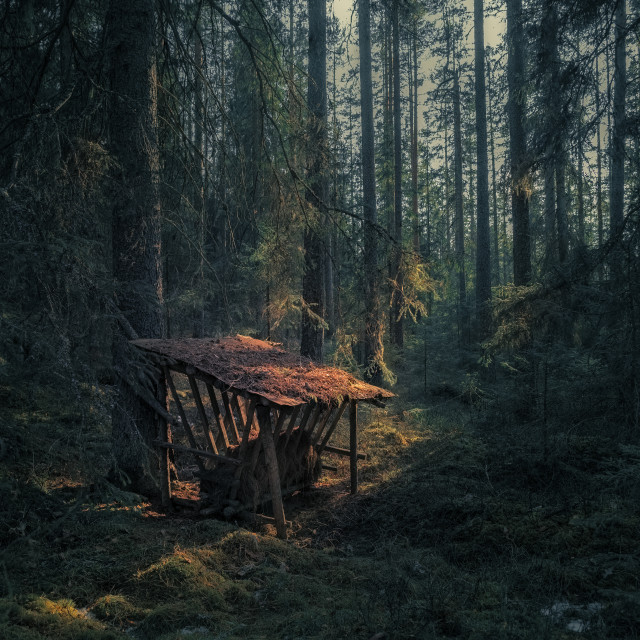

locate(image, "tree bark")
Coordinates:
506 0 531 285
107 0 165 495
301 0 327 362
452 57 466 338
474 0 491 336
359 0 384 384
390 0 403 349
610 0 626 242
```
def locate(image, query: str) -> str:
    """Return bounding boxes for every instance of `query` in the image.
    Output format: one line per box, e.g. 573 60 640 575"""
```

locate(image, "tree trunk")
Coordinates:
487 53 500 285
359 0 384 385
390 0 403 349
453 58 466 338
411 24 420 254
474 0 491 336
301 0 327 362
506 0 531 285
595 51 604 281
610 0 626 242
107 0 165 496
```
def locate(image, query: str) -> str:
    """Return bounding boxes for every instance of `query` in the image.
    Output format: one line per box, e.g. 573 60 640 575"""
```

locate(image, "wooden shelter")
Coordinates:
132 335 393 538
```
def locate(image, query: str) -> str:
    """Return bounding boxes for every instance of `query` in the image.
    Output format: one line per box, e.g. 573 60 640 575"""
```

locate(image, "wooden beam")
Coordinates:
256 404 287 539
293 403 322 448
188 374 218 455
278 405 302 450
323 444 367 460
272 407 289 441
316 398 349 453
221 390 241 444
228 395 257 501
158 374 172 509
230 394 247 434
154 440 242 465
349 400 358 494
206 382 230 451
163 367 205 473
283 403 311 449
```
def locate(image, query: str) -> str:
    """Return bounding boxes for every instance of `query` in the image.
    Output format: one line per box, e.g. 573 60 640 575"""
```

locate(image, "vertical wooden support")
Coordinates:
283 403 311 449
206 383 230 451
163 366 205 473
315 398 349 451
349 400 358 494
188 375 218 454
310 404 335 446
277 405 301 450
228 396 257 501
230 394 247 435
159 371 172 508
293 403 322 448
256 403 287 539
221 390 241 444
271 408 289 443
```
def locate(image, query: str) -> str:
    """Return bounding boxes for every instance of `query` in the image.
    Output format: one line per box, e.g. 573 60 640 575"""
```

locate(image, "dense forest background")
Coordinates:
2 0 640 638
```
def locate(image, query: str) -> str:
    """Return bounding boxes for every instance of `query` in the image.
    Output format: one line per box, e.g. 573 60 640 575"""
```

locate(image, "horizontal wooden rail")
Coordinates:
154 440 242 465
323 444 367 461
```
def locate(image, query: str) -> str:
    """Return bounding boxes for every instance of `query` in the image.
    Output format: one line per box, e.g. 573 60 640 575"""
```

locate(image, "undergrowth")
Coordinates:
1 333 640 639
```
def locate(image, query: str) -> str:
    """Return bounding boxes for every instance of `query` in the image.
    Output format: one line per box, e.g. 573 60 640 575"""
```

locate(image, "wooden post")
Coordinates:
277 405 301 451
159 371 172 509
206 383 230 451
221 390 241 443
316 398 349 452
256 403 287 539
188 375 218 454
349 400 358 494
228 396 257 501
163 366 205 473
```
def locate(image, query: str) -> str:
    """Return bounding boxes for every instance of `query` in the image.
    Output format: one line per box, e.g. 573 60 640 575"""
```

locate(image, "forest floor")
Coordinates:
1 336 640 639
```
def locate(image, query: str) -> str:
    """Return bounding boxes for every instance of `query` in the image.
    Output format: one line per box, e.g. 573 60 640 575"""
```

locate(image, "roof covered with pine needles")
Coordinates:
132 334 394 407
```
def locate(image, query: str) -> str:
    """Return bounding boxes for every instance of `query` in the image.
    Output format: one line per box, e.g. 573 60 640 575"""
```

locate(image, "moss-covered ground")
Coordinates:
1 344 639 639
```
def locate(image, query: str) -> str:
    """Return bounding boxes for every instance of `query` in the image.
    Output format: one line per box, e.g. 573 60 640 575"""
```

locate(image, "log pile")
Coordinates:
198 428 321 517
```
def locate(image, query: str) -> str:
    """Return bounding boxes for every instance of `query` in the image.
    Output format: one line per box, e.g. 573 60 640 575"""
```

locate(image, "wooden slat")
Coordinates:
228 396 258 501
283 403 311 449
163 367 205 473
272 408 289 442
309 404 335 446
206 383 230 451
323 444 367 460
316 398 349 453
154 440 242 465
256 404 287 539
188 374 218 455
230 394 247 434
349 401 358 494
277 405 301 450
293 403 322 448
158 375 172 509
221 390 240 444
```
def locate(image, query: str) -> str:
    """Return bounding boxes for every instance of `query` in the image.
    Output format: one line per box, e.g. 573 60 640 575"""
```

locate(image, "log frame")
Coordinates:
256 404 287 539
349 400 358 494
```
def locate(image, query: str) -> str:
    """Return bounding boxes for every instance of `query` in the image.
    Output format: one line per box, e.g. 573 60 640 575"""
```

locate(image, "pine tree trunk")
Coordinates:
506 0 531 285
390 0 403 348
301 0 327 362
453 60 466 338
610 0 626 241
107 0 165 496
474 0 491 336
359 0 384 384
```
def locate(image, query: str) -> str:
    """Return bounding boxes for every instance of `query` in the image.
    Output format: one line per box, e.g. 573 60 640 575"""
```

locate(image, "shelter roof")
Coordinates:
132 335 394 407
